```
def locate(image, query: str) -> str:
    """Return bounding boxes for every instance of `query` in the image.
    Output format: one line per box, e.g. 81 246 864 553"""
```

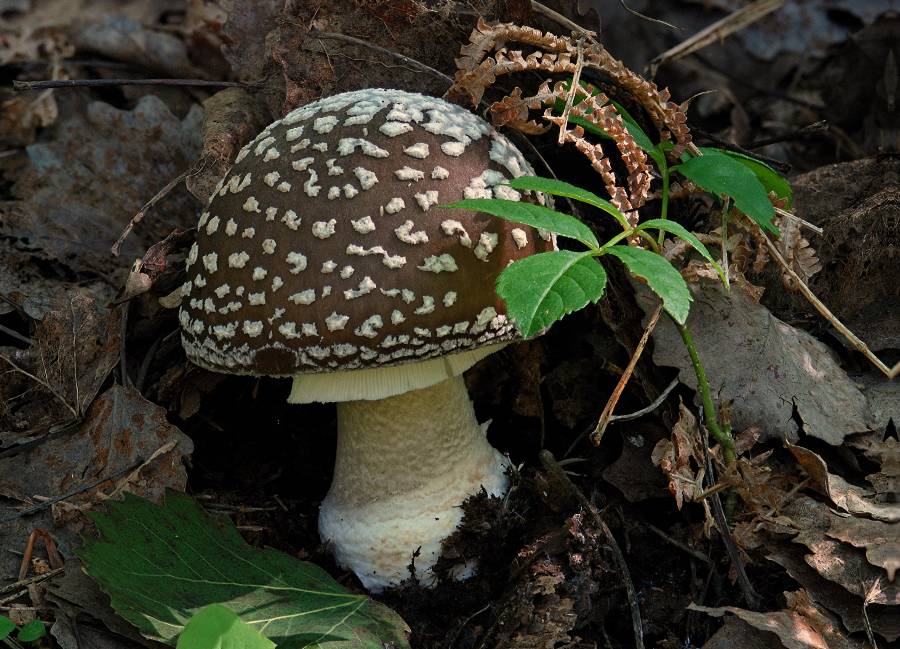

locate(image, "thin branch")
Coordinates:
558 39 585 145
592 303 663 445
0 462 139 524
0 567 64 605
0 355 77 418
640 521 712 564
648 0 787 76
760 231 893 377
530 1 598 41
13 78 242 91
111 168 193 255
0 323 33 346
308 30 453 86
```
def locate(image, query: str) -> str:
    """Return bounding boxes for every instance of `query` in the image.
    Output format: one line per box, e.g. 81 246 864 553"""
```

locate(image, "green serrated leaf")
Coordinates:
0 616 15 640
177 605 275 649
636 219 728 287
78 491 410 649
700 147 792 208
497 250 607 338
17 620 45 643
505 176 630 230
445 198 599 248
605 246 692 324
672 152 777 233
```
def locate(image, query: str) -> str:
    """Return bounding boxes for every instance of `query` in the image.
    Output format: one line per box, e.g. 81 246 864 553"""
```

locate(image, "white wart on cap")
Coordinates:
179 88 555 401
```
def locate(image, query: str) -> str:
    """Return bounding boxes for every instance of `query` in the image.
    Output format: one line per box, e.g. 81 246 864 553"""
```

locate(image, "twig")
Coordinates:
648 0 787 76
530 1 598 41
539 450 644 649
0 567 64 601
0 355 77 418
0 462 139 524
0 323 32 347
13 78 242 91
308 30 453 86
558 39 585 145
564 376 679 458
592 303 663 446
775 206 823 236
618 0 680 31
745 120 828 149
760 231 894 377
640 521 712 564
112 169 193 255
691 127 791 174
701 444 760 608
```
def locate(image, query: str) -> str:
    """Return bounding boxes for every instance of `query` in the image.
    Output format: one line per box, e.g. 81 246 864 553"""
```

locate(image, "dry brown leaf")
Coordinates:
640 280 875 445
691 589 868 649
788 443 898 523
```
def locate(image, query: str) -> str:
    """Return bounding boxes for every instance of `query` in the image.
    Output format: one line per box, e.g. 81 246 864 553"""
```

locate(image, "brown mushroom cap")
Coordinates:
179 89 554 390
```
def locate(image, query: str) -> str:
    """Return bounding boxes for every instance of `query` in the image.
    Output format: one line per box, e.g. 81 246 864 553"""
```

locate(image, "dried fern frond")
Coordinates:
488 87 550 134
775 215 822 290
447 20 695 156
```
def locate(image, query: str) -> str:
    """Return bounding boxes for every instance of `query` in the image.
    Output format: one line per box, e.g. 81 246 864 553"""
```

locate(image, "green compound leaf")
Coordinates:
636 219 728 287
445 198 599 248
17 620 46 643
497 250 607 339
0 616 15 640
78 491 410 649
701 147 793 208
605 246 692 324
504 176 630 230
672 151 777 233
177 605 275 649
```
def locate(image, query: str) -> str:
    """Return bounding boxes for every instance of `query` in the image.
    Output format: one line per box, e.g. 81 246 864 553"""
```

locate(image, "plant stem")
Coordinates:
657 163 670 247
676 322 735 464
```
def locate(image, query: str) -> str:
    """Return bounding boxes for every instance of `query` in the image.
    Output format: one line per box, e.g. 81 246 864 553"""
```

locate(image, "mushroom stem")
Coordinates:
318 373 509 591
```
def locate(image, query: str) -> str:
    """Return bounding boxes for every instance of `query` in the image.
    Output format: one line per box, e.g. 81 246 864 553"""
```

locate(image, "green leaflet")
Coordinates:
444 199 599 248
497 251 607 338
504 176 630 230
78 491 410 649
673 151 777 233
699 147 793 208
636 219 728 287
178 605 275 649
605 246 692 324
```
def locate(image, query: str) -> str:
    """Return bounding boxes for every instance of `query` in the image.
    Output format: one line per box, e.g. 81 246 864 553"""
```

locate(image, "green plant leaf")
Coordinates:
636 219 728 287
78 491 410 649
497 250 607 338
17 620 45 643
605 246 692 324
672 152 777 233
505 176 630 229
445 198 599 248
177 605 275 649
700 147 792 208
0 616 14 640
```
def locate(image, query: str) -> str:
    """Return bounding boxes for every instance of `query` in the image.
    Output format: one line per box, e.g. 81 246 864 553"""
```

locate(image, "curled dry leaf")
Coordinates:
650 401 708 512
788 443 897 523
186 88 271 204
691 589 868 649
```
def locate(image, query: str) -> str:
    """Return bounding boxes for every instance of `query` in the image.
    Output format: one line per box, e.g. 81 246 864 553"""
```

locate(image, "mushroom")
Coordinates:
179 88 555 591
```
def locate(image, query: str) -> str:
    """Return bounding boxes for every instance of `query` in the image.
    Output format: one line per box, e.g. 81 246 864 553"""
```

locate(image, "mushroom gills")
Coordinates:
318 373 509 591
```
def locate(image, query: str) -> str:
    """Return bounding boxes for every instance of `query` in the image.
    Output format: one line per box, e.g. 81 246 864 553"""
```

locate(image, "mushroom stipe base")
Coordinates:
318 373 510 591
